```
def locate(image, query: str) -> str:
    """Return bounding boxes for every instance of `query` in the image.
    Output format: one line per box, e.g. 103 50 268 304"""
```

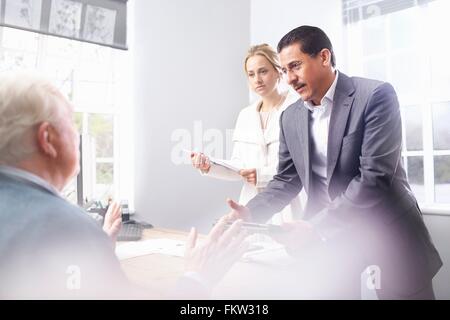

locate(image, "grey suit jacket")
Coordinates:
0 172 134 299
0 171 210 299
246 72 442 290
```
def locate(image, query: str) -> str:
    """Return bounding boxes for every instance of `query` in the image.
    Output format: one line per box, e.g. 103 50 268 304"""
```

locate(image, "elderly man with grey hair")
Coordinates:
0 72 247 299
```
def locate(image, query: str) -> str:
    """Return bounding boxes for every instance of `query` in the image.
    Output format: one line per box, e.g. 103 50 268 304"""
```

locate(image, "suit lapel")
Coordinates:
296 104 311 193
326 73 356 185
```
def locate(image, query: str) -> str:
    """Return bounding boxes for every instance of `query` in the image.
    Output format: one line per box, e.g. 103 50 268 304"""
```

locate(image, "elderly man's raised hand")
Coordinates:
184 216 248 289
103 201 122 244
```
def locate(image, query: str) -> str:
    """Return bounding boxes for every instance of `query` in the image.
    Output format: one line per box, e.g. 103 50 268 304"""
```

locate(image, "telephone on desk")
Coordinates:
117 201 153 241
86 200 153 241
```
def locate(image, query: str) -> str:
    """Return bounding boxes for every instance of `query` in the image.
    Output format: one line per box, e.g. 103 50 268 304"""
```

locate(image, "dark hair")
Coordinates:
277 25 336 67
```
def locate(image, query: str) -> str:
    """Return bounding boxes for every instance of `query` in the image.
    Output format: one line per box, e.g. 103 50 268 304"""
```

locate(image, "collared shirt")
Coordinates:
0 165 61 197
0 165 108 224
303 71 339 206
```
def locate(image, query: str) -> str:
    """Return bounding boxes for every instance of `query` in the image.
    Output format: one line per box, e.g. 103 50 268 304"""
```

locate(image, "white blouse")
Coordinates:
202 90 303 223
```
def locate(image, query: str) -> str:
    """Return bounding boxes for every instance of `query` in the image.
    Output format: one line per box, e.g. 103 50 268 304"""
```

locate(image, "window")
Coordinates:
0 26 131 205
344 0 450 211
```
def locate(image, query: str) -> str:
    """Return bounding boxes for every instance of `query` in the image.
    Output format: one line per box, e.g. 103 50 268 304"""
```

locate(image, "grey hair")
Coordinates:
0 71 63 165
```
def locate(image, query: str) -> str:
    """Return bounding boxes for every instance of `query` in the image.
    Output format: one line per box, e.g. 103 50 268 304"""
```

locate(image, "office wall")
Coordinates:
133 0 250 231
250 0 345 71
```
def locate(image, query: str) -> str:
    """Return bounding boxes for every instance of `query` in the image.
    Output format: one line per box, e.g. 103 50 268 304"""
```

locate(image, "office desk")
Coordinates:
118 228 306 299
119 228 192 298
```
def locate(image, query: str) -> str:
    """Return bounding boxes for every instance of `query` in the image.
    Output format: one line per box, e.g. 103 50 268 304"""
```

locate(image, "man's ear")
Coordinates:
37 122 58 158
320 48 332 67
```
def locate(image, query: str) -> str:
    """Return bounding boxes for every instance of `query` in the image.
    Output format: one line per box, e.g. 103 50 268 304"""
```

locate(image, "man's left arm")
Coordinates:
309 82 404 239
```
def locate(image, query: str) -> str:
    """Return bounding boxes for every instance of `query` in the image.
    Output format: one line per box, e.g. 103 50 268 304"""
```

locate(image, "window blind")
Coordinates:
343 0 436 24
0 0 127 50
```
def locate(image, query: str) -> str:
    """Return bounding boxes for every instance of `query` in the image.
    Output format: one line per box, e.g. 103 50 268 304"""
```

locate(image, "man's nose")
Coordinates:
286 71 297 85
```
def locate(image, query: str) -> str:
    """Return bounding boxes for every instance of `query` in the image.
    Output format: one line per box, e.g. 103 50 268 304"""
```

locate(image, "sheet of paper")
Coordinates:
209 157 240 173
181 149 241 173
115 238 186 260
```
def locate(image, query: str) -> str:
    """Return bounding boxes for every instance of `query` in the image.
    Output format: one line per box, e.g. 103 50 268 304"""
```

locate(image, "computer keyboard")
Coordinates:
117 222 143 241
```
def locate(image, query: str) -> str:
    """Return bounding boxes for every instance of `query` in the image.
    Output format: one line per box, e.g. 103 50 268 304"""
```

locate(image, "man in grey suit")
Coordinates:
0 72 246 299
227 26 442 299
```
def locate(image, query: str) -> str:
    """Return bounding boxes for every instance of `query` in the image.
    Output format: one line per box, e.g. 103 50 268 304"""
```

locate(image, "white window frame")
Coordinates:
343 1 450 214
0 25 133 207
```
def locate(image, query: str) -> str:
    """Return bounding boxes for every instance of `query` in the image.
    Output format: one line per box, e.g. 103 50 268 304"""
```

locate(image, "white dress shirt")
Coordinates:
303 71 339 207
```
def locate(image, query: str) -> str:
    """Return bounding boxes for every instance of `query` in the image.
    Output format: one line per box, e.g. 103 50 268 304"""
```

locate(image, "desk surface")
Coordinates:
119 228 305 299
119 228 191 298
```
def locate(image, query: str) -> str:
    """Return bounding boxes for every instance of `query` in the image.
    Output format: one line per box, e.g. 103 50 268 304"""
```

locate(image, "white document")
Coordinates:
182 149 240 173
115 238 186 260
209 157 240 173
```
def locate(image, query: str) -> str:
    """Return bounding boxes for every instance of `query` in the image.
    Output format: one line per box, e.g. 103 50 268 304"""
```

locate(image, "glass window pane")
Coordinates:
1 27 39 51
74 112 83 133
88 114 114 157
75 81 109 107
94 163 114 202
81 42 111 64
434 156 450 203
0 27 121 203
429 0 450 101
363 57 387 81
362 16 386 56
77 61 111 82
96 163 113 184
401 105 423 151
41 56 75 82
430 56 450 102
432 102 450 150
57 77 75 101
389 7 419 51
407 156 424 202
0 49 37 71
391 52 423 100
46 36 81 59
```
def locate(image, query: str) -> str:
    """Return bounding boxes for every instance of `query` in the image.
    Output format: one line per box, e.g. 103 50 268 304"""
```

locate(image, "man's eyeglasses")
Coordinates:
282 61 302 74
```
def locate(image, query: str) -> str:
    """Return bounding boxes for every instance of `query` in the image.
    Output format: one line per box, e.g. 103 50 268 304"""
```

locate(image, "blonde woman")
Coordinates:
191 44 302 223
